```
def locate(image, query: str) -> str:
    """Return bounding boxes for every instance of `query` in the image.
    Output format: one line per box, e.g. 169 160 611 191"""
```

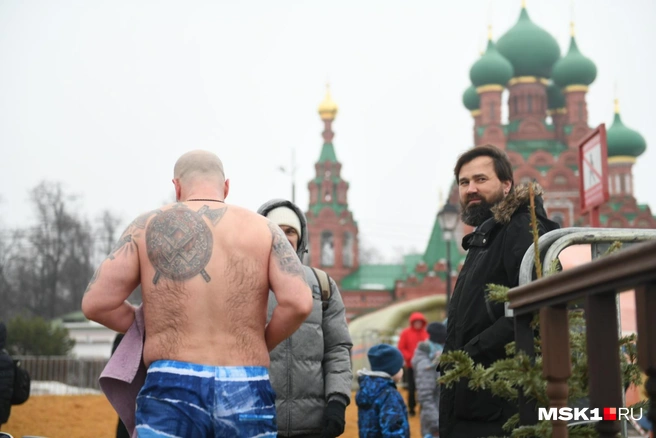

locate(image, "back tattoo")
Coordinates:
146 204 227 284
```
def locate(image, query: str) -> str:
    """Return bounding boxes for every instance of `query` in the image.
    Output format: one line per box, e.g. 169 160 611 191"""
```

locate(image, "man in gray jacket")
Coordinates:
258 199 353 438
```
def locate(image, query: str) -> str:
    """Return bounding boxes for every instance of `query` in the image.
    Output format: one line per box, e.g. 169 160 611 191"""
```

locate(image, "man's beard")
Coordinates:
460 190 505 227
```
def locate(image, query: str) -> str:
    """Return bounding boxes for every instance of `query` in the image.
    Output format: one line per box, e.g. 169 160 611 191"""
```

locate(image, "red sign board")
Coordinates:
578 124 609 215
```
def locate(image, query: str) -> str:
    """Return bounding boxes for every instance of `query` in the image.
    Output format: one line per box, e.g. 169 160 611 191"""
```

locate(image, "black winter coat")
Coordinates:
0 322 14 425
439 185 559 438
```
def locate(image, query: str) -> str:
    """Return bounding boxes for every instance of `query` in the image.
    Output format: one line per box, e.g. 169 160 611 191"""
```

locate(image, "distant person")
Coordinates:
439 145 559 437
356 344 410 438
258 199 353 438
82 150 313 436
110 334 129 438
397 312 428 416
412 322 446 438
0 322 14 427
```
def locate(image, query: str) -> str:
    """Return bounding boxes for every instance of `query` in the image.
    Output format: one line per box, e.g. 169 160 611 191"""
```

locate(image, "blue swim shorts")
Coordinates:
135 360 277 437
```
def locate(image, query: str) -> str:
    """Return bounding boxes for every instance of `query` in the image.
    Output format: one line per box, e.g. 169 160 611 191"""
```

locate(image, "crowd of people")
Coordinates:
2 145 650 437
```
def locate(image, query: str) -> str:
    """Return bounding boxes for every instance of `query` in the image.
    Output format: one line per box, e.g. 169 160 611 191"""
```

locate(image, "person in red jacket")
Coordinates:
397 312 428 416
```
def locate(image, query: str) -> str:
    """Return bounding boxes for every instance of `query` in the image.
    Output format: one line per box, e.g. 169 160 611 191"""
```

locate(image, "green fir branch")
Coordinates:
486 283 510 304
604 241 623 256
528 183 542 279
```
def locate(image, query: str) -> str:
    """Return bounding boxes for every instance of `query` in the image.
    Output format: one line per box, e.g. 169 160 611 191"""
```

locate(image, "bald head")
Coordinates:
174 150 225 184
172 150 229 202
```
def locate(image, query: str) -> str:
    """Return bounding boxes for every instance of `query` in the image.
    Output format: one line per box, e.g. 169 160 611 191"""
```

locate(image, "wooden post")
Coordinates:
540 306 571 438
585 293 623 437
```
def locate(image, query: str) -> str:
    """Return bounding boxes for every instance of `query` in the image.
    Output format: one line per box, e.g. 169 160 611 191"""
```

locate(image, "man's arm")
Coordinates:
322 278 353 405
266 222 313 352
81 217 145 333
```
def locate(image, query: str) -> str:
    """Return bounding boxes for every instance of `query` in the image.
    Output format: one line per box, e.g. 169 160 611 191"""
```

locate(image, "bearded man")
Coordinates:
438 145 559 438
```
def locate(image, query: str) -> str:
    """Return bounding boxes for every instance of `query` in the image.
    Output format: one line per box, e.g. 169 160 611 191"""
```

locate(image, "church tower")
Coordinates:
305 86 359 283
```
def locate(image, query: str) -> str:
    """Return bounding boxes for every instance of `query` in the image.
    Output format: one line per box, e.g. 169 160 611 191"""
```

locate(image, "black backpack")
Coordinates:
11 359 30 405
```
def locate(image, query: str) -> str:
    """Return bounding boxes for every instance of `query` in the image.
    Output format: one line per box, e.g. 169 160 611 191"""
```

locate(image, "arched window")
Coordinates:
321 231 335 267
343 232 354 267
624 174 632 195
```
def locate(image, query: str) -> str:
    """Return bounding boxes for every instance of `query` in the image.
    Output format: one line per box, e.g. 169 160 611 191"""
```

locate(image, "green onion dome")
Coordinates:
607 100 647 158
469 38 514 87
552 27 597 88
463 85 480 111
496 6 561 78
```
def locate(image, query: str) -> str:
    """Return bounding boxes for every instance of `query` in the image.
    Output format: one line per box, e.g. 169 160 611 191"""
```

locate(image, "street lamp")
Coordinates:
278 149 297 203
437 202 460 314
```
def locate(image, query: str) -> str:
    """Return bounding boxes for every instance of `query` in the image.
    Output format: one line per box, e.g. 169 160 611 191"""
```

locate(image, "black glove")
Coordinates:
321 400 346 438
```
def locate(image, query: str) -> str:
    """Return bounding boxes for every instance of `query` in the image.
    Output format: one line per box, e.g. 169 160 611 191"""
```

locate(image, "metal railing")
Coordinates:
508 228 656 438
16 355 107 395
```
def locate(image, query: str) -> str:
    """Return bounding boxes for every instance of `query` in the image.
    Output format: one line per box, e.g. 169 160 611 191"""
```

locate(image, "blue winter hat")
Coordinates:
368 344 404 376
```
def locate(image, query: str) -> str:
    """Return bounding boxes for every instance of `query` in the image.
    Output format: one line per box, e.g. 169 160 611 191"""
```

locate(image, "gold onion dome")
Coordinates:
318 85 338 120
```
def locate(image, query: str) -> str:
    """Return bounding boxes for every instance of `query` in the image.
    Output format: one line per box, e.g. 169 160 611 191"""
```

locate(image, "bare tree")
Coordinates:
0 229 22 321
16 182 96 318
0 182 144 320
97 210 122 257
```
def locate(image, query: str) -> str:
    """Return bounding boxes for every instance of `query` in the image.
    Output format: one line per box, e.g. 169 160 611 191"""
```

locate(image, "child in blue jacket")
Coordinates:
356 343 410 437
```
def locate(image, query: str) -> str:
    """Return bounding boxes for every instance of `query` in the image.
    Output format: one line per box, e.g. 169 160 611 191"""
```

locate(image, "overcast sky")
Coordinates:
1 0 655 260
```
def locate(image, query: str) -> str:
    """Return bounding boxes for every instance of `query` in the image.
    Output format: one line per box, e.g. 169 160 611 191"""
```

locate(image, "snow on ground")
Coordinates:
30 381 102 396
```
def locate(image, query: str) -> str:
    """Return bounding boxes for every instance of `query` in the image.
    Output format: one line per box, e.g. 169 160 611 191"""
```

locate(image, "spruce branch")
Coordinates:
486 283 510 304
604 241 623 256
528 183 542 279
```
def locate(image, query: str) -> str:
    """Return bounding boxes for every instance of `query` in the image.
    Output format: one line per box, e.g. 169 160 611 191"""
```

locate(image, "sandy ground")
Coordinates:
2 390 424 438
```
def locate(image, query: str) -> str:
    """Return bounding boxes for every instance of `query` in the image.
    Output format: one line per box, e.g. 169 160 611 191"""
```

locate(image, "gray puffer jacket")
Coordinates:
412 341 442 437
258 199 353 436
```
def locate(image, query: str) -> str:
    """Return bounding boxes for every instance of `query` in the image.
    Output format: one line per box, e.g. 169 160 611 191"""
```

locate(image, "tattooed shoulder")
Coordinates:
108 209 160 260
268 222 305 279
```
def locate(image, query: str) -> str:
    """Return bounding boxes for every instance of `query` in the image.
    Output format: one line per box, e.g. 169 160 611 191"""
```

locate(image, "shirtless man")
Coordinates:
81 150 313 437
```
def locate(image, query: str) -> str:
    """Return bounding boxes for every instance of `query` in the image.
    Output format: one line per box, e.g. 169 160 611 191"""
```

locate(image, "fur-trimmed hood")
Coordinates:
491 183 548 224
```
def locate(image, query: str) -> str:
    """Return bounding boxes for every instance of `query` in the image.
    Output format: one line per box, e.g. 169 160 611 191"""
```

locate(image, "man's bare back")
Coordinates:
134 201 283 366
83 200 312 367
82 150 312 435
